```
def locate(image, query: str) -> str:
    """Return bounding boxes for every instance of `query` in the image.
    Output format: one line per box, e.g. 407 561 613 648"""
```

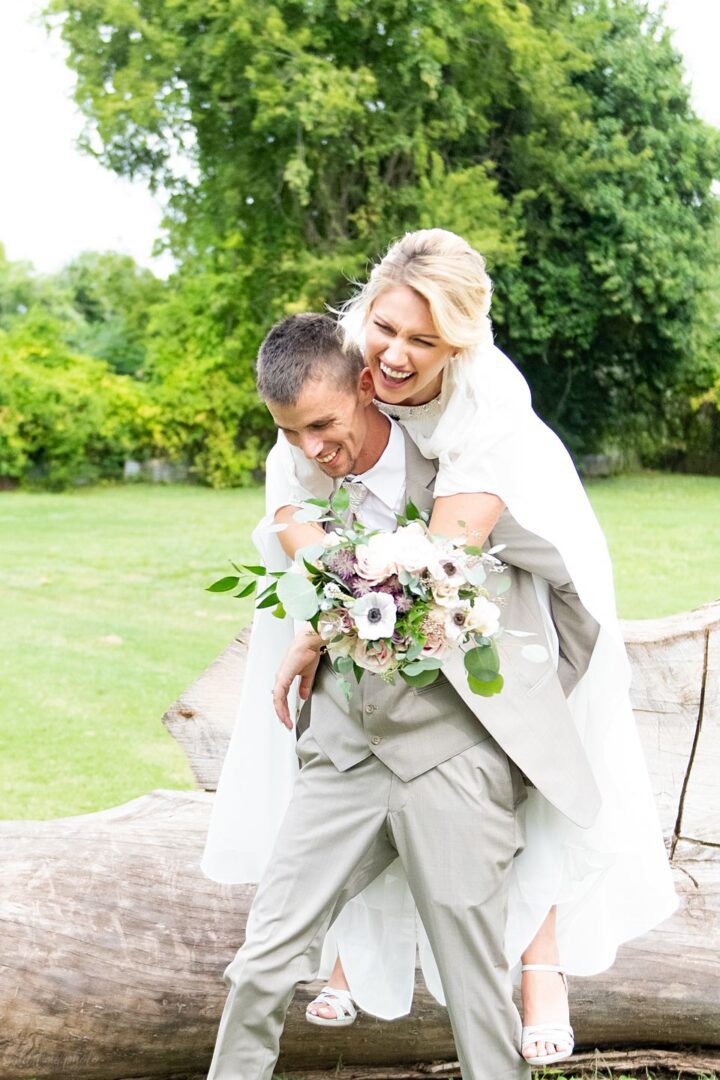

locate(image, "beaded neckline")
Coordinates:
374 394 443 421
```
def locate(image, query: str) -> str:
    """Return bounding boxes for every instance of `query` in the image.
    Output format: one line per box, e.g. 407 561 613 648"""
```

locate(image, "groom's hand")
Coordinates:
272 628 323 730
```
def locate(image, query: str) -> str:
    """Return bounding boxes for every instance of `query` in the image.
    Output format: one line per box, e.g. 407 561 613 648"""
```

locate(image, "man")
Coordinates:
206 313 600 1080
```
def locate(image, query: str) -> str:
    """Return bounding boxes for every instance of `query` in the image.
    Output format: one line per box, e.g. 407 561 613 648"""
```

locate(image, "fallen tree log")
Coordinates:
0 602 718 1080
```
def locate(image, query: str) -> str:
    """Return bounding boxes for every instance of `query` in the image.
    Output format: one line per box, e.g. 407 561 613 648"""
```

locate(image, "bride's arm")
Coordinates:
263 432 332 560
429 491 505 545
274 504 326 560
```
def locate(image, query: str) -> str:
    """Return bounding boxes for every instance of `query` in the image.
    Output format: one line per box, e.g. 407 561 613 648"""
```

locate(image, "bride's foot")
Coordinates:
306 956 355 1024
520 964 574 1064
305 984 357 1026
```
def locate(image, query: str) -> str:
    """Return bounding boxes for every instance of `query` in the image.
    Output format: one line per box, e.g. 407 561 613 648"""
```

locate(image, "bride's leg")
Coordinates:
306 953 350 1019
520 905 572 1061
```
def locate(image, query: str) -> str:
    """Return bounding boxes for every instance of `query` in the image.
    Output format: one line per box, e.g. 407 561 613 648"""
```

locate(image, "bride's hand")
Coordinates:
272 627 323 730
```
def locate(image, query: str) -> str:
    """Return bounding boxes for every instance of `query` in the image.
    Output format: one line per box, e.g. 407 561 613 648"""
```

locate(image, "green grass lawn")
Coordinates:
1 473 718 821
1 484 264 820
586 472 719 619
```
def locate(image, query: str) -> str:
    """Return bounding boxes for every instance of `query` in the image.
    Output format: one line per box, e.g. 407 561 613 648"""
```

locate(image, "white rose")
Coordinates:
353 637 398 674
355 533 398 585
317 610 355 656
465 596 501 637
392 521 440 576
351 591 398 640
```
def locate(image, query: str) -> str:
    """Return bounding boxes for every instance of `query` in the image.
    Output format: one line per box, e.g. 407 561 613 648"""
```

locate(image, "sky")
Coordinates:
0 0 718 281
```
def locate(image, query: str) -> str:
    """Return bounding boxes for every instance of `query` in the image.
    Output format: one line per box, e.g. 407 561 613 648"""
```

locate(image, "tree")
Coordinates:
58 251 165 375
45 0 720 480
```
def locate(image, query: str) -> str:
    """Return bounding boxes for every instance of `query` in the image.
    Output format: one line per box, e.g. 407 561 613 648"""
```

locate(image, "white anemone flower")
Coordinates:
444 601 471 642
351 592 397 640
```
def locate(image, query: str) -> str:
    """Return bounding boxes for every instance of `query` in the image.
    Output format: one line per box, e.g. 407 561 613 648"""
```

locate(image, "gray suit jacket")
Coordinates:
307 427 602 829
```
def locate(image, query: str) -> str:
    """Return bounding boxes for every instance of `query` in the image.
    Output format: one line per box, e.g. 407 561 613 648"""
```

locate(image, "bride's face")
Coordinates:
365 285 455 406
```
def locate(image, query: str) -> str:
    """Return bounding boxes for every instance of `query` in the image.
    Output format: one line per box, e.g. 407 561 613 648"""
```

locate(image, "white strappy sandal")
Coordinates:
305 985 358 1027
520 963 575 1067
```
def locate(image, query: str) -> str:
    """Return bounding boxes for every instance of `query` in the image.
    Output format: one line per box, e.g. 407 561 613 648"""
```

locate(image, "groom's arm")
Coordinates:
489 510 601 696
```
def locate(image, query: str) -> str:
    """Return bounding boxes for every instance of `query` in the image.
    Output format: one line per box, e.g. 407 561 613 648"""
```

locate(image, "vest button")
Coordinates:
370 735 382 745
365 704 377 714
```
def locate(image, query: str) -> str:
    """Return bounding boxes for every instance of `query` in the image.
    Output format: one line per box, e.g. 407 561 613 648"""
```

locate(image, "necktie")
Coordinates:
341 479 369 523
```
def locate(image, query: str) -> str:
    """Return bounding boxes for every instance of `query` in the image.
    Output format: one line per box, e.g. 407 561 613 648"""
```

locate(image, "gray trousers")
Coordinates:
207 727 529 1080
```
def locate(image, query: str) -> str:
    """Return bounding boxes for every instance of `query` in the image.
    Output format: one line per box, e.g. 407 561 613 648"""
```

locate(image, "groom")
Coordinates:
207 314 600 1080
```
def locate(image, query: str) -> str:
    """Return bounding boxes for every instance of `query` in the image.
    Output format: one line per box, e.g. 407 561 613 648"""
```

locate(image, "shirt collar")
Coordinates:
345 417 406 512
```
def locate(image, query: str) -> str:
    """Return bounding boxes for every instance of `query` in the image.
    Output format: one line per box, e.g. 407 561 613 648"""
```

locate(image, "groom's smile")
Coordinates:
267 369 390 478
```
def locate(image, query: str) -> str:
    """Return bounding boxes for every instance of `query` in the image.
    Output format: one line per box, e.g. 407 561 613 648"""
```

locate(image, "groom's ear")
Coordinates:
357 366 375 404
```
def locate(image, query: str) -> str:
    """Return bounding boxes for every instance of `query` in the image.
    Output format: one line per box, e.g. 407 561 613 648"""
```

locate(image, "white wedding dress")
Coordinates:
201 344 678 1018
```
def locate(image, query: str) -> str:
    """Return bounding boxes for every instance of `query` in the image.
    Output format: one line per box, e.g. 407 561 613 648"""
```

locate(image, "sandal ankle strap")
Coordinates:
521 963 568 991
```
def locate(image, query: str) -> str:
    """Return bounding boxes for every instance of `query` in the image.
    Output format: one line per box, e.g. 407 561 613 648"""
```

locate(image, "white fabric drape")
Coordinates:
201 344 678 1018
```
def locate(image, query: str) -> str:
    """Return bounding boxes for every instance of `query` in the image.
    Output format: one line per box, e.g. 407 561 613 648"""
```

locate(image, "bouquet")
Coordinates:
209 488 546 700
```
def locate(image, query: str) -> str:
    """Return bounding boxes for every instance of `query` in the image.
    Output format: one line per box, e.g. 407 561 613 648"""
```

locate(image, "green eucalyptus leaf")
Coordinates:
296 543 326 564
334 655 354 676
468 673 504 697
399 667 440 689
234 581 257 598
464 641 500 681
276 573 320 620
331 486 350 513
403 657 443 676
405 638 426 662
293 504 326 523
464 563 487 586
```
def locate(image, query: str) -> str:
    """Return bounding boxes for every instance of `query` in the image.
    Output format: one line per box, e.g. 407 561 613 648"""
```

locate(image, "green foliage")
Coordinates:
0 314 159 489
58 251 165 374
42 0 720 474
494 1 720 453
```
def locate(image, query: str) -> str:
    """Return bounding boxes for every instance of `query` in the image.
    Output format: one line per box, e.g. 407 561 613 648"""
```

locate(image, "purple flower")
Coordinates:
395 595 413 614
325 548 357 580
376 574 403 598
348 575 374 597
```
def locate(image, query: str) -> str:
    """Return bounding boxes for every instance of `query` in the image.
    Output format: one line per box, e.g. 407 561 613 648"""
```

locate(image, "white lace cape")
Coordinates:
200 345 677 1018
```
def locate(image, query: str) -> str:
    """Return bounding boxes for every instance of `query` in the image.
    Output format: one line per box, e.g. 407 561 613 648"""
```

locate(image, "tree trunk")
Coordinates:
1 602 718 1080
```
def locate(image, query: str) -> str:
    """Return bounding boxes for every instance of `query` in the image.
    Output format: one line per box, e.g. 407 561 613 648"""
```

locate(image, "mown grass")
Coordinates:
1 484 264 819
1 473 718 820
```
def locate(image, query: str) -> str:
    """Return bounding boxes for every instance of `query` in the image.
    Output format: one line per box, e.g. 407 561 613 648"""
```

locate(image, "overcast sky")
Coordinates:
0 0 718 280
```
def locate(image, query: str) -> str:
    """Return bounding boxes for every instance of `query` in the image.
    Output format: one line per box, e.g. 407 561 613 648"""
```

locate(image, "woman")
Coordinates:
202 229 678 1065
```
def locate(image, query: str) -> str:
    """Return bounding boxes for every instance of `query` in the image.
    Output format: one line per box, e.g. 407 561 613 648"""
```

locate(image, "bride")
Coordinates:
201 228 678 1065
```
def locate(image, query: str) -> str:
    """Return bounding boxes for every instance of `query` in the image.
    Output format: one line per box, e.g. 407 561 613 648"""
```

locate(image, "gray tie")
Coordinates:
342 479 369 522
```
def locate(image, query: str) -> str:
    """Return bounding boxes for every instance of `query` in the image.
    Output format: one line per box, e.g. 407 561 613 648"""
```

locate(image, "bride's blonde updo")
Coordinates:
338 228 494 359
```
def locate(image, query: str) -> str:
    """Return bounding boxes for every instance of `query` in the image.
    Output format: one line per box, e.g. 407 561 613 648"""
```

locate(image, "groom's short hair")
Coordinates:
256 313 364 405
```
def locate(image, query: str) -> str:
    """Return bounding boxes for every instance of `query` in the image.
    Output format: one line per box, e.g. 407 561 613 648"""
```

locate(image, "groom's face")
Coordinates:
268 368 376 478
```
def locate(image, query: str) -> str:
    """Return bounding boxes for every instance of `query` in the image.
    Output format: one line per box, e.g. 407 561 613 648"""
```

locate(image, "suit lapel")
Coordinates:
400 426 437 517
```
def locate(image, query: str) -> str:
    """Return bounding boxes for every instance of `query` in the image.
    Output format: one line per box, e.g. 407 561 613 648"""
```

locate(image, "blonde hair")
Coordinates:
338 229 494 361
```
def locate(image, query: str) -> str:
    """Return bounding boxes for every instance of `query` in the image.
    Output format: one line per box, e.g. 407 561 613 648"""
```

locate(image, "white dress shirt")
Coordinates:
335 417 406 532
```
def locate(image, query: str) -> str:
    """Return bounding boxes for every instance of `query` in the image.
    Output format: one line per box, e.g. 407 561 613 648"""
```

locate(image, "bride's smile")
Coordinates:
366 284 455 407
